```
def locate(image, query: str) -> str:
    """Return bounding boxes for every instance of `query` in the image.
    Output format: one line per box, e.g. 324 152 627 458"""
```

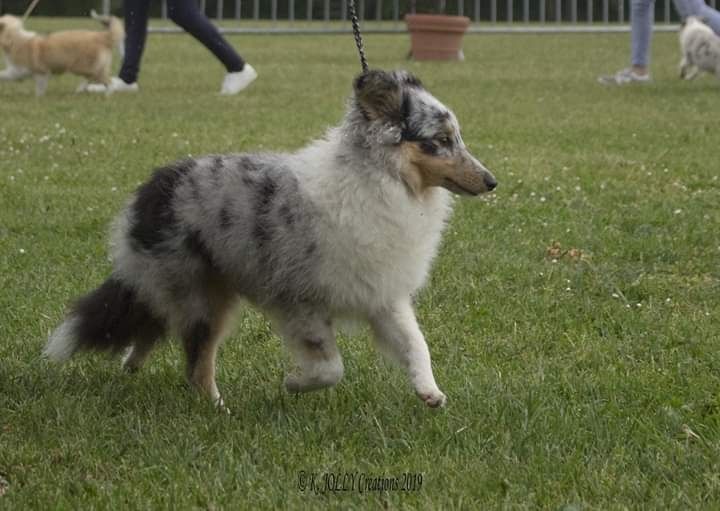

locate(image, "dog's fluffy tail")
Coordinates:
90 10 125 57
44 278 164 362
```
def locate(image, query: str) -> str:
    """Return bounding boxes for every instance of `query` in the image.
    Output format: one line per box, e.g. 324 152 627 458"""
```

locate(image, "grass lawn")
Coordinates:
1 18 719 509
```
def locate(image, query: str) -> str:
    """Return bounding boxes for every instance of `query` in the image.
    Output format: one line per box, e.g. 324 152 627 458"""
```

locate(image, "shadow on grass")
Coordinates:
2 353 428 430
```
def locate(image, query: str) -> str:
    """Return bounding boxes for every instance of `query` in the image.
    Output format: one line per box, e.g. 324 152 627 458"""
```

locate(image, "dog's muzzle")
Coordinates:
443 152 497 196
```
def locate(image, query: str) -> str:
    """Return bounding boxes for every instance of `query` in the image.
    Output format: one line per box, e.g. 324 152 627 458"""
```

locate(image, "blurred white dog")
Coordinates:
679 16 720 80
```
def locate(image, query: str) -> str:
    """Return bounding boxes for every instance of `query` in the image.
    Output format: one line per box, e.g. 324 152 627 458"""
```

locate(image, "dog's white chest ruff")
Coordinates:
307 170 452 312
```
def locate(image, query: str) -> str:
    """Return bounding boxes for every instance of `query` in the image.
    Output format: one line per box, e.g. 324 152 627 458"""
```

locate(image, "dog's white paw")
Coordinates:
284 373 338 394
284 374 304 393
215 396 231 414
120 347 138 373
284 361 343 394
417 389 447 408
285 374 321 393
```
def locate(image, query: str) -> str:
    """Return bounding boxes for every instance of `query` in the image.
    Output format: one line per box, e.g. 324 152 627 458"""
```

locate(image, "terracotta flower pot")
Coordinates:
405 14 471 61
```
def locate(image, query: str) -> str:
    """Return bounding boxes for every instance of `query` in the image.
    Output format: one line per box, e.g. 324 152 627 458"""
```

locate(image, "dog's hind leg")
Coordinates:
369 300 446 408
685 66 700 80
121 327 164 373
278 310 344 393
179 283 238 409
96 54 113 96
75 80 89 93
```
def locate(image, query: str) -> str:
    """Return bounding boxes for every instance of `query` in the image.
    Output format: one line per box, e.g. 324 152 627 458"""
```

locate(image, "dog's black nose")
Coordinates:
484 176 497 191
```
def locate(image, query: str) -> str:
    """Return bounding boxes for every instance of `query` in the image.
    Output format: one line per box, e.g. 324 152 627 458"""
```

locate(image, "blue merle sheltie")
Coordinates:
44 70 497 409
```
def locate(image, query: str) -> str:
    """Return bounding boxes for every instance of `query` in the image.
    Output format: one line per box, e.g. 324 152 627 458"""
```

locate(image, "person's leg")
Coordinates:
598 0 655 84
675 0 720 35
673 0 691 18
631 0 656 74
118 0 151 85
167 0 245 72
167 0 256 94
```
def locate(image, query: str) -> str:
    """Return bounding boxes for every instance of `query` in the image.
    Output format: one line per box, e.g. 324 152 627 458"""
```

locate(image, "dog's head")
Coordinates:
681 15 709 31
353 69 496 197
0 15 23 48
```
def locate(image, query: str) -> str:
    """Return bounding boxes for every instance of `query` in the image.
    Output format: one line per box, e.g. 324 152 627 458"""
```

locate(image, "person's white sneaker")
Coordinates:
220 64 257 95
597 68 651 85
85 76 139 93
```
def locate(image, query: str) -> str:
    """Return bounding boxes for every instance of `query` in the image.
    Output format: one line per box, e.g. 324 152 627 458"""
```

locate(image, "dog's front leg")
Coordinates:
681 55 699 80
370 301 446 408
685 66 700 80
680 56 689 79
279 310 344 393
34 73 49 96
0 60 31 81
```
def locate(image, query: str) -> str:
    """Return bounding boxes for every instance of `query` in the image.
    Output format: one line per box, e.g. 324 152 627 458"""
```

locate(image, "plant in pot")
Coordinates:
405 0 471 61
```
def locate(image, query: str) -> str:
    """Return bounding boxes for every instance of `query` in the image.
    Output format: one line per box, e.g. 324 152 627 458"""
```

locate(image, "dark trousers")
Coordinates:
119 0 245 84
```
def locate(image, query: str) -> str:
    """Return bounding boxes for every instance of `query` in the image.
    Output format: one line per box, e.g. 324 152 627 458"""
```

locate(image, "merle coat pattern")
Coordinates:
45 70 497 409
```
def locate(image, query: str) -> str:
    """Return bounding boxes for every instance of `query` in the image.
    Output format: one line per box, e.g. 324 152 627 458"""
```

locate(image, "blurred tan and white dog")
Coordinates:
679 16 720 81
0 10 124 95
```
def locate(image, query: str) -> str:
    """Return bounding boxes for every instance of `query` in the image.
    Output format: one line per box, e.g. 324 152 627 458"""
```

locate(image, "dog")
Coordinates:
44 70 497 409
679 16 720 81
0 10 124 95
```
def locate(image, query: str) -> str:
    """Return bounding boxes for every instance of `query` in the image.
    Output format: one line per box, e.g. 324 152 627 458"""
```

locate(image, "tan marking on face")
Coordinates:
400 142 493 197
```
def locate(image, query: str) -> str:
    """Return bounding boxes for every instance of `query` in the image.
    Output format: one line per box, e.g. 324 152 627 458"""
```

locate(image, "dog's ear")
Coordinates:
0 21 5 33
354 70 404 124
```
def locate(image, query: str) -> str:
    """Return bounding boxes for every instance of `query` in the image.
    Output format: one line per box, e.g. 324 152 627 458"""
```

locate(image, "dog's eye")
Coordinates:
436 135 451 146
420 141 438 155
